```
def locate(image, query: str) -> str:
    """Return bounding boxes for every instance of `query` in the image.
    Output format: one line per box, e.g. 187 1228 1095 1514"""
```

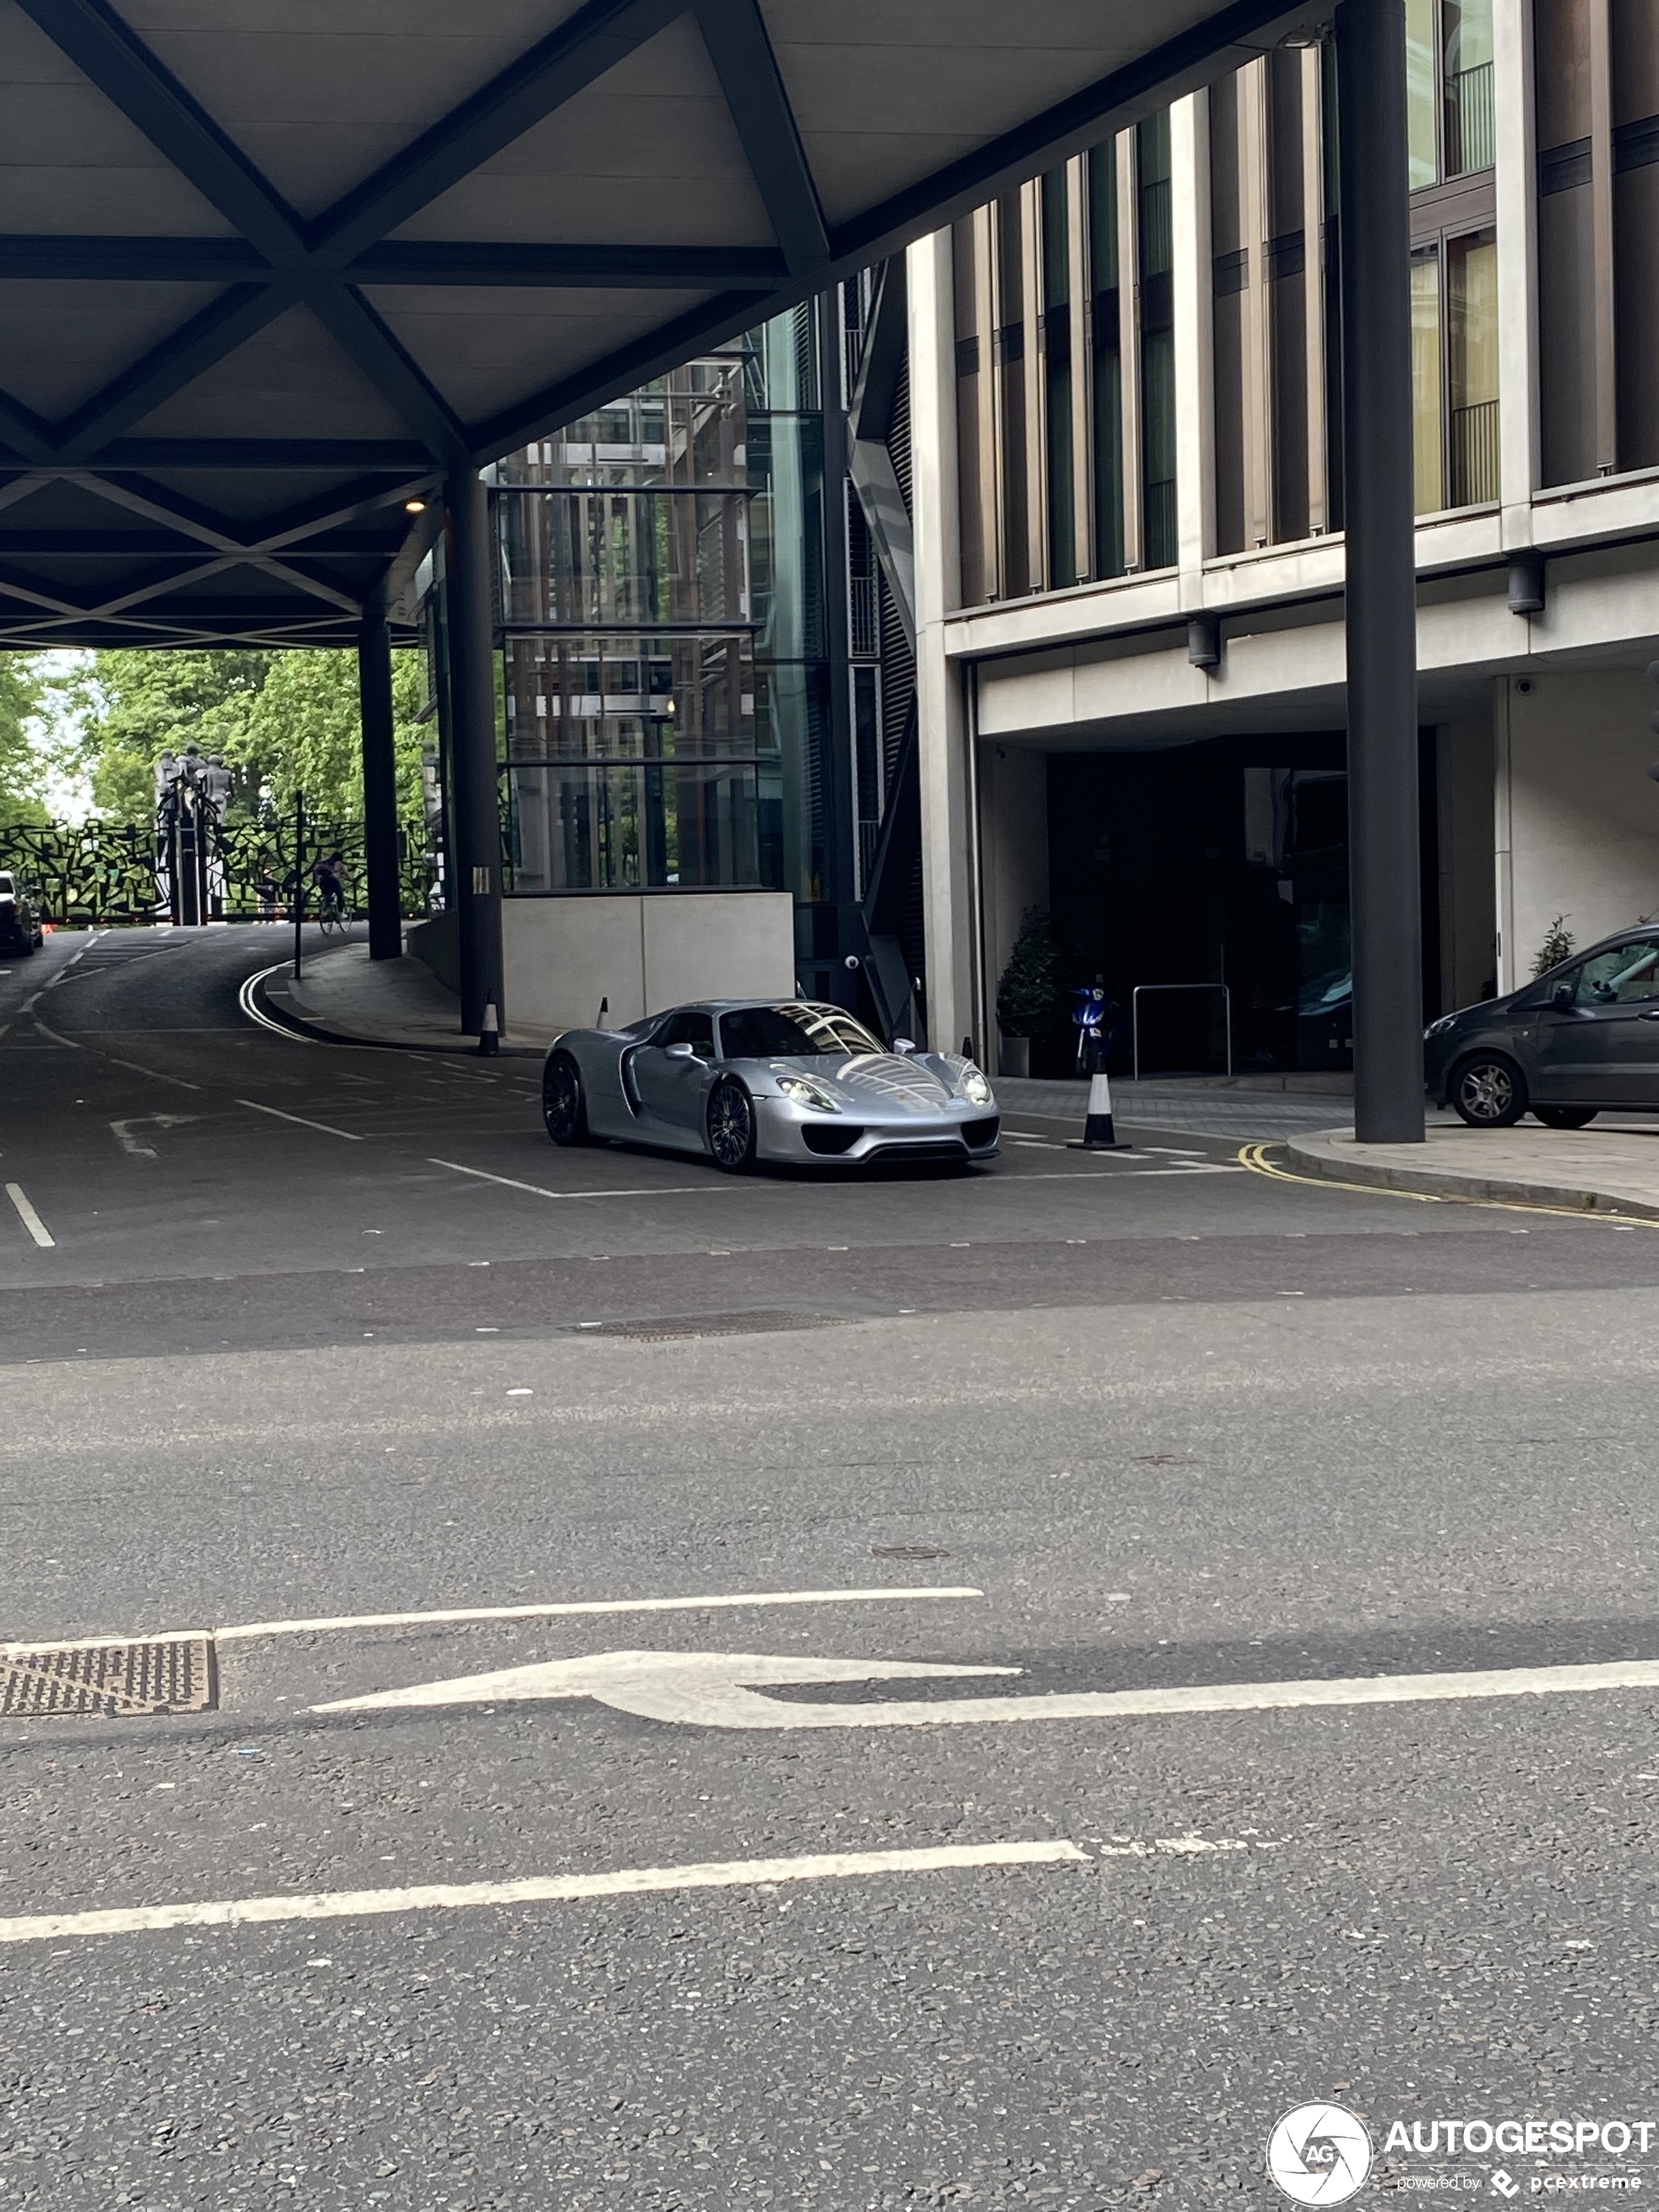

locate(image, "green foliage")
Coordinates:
996 906 1067 1038
0 655 50 823
1532 914 1575 977
53 648 428 824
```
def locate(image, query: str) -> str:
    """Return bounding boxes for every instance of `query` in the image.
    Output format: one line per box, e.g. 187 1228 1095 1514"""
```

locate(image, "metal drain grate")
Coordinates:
0 1635 216 1718
588 1311 843 1343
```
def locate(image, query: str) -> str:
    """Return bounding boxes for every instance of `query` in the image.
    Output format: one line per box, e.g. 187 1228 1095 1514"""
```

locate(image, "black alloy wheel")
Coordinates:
543 1050 590 1145
1533 1105 1600 1130
706 1078 757 1172
1449 1051 1529 1128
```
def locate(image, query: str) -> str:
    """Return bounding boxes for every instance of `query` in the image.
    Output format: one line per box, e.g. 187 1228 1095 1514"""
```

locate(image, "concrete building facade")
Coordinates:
901 0 1659 1078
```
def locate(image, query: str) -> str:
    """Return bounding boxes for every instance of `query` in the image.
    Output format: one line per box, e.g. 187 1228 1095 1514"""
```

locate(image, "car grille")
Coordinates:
962 1117 999 1147
802 1123 863 1155
865 1139 969 1162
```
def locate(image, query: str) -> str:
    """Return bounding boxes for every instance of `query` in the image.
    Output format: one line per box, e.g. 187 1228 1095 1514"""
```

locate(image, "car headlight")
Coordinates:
958 1064 994 1106
1424 1014 1458 1040
777 1075 839 1113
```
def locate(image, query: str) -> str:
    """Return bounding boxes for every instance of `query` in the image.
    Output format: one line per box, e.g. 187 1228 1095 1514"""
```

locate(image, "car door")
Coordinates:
1534 938 1659 1103
630 1010 717 1144
1592 937 1659 1103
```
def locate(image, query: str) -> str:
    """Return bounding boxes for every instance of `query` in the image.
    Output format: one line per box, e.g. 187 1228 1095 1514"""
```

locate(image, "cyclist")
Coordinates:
313 852 348 922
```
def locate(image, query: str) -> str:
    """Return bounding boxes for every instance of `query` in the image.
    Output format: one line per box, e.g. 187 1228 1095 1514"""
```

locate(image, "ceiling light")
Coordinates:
404 498 427 513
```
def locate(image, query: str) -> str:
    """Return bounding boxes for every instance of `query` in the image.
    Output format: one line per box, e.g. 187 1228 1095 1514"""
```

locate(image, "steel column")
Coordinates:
1337 0 1424 1143
443 465 503 1034
358 602 402 961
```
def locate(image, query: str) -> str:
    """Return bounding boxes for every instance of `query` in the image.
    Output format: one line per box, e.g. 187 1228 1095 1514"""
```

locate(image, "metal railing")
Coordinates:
1446 61 1495 176
1131 983 1233 1081
1449 397 1500 507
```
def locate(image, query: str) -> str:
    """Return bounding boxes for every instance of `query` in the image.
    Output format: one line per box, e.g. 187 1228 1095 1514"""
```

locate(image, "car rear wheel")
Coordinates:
543 1050 592 1145
1533 1105 1599 1130
706 1078 756 1172
1449 1051 1528 1128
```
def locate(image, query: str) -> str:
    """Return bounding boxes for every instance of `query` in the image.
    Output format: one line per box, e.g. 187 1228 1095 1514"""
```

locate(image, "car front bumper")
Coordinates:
754 1097 999 1166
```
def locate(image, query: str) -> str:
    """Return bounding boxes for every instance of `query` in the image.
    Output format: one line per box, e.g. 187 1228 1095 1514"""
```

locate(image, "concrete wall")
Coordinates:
500 893 797 1036
976 740 1050 1057
1496 671 1659 991
1436 715 1497 1011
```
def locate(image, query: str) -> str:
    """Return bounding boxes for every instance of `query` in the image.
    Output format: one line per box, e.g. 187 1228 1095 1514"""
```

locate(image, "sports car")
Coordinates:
541 999 1000 1172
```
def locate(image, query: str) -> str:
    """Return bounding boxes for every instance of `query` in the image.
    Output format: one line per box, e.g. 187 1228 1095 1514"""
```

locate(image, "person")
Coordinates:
313 852 347 918
1071 974 1110 1076
255 868 280 922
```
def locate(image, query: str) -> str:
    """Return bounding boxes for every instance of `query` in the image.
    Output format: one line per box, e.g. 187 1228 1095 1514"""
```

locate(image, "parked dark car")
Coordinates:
0 871 44 955
1425 924 1659 1127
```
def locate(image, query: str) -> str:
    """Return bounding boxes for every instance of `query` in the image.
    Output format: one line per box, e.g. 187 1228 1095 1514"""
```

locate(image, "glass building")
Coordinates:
495 313 831 912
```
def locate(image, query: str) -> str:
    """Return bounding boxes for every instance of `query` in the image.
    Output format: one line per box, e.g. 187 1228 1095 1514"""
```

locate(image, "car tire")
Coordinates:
1533 1105 1599 1130
706 1078 756 1172
1449 1050 1528 1128
543 1050 592 1146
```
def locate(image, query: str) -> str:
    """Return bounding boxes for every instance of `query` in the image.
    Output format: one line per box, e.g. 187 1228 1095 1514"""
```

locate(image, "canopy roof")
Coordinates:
0 0 1314 647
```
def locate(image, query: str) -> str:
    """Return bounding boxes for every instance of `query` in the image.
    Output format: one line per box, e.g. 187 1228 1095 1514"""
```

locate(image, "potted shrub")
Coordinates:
995 906 1064 1078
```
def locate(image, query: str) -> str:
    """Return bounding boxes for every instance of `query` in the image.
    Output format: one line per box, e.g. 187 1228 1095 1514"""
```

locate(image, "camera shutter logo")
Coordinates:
1266 2103 1375 2204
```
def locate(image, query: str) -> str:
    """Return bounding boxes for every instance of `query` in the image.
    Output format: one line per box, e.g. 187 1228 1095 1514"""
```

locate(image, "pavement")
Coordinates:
1288 1116 1659 1221
255 932 558 1057
5 925 1659 2209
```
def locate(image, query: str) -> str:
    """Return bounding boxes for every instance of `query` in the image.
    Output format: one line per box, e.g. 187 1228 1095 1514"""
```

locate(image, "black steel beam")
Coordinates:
12 0 306 267
0 234 786 290
52 285 295 462
307 289 470 466
0 532 400 554
443 466 504 1036
359 602 404 961
348 241 785 289
1338 0 1425 1143
310 0 688 265
694 0 828 276
93 440 435 470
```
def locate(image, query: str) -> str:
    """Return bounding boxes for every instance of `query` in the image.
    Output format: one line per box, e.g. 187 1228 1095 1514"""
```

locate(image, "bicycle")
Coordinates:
317 899 349 940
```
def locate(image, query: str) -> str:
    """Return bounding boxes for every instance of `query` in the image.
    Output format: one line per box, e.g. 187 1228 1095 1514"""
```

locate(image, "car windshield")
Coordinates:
720 1002 886 1059
0 874 12 896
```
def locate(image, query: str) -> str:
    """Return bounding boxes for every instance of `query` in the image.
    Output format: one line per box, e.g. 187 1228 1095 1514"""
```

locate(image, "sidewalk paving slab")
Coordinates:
1286 1120 1659 1221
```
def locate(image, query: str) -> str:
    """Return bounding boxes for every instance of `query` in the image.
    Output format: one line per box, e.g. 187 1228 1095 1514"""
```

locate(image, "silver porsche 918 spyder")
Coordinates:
541 999 1000 1172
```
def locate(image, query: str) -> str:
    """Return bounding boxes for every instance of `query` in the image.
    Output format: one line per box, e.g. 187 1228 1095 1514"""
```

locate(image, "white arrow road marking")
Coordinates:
317 1648 1659 1729
110 1114 197 1157
219 1584 982 1643
0 1838 1084 1948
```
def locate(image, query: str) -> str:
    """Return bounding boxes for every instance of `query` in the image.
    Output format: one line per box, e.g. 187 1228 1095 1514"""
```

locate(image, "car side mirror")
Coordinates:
892 1037 916 1055
663 1040 696 1059
1551 985 1574 1010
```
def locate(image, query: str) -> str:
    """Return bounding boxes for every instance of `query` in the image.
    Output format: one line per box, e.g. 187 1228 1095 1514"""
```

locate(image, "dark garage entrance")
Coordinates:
1046 732 1442 1077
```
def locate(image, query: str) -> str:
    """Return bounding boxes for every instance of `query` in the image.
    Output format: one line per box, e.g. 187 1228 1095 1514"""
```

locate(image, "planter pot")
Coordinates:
999 1036 1031 1079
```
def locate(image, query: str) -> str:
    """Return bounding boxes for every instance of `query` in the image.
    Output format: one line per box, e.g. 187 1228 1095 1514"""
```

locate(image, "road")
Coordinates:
2 927 1658 2209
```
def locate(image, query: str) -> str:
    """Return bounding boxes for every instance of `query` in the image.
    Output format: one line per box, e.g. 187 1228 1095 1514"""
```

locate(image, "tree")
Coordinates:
239 649 428 820
996 906 1067 1039
51 649 268 820
54 647 429 824
0 655 50 824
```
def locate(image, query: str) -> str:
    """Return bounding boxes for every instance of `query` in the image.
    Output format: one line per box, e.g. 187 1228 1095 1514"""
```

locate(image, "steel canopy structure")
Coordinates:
0 0 1319 649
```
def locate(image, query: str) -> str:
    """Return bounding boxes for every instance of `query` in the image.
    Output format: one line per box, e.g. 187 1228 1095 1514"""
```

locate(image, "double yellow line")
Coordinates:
1234 1140 1658 1228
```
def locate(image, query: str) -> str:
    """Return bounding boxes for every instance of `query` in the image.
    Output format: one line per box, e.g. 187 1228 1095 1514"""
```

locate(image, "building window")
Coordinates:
496 316 831 901
1409 229 1499 512
1087 147 1125 579
1041 167 1076 588
1408 0 1496 185
1137 112 1178 570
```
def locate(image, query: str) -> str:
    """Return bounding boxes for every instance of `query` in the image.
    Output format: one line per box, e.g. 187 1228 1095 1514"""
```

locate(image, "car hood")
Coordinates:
761 1053 963 1112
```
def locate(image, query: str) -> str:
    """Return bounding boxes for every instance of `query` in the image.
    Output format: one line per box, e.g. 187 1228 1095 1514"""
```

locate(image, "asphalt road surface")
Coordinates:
3 928 1658 2211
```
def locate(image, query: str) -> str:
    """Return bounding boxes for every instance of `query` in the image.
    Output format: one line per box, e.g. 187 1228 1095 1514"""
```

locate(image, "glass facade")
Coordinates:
495 308 831 903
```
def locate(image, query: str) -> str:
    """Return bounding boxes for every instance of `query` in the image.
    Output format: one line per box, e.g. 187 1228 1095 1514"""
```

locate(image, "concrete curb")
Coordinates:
250 970 543 1058
1284 1127 1659 1222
